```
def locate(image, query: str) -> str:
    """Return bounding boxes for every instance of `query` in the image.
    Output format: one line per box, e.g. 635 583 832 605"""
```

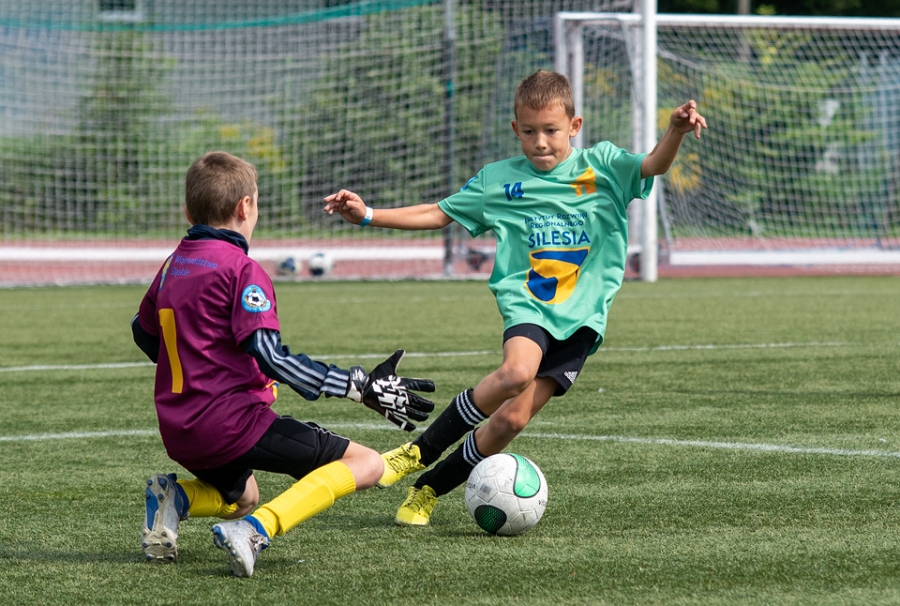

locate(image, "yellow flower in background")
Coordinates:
668 153 701 194
218 124 240 140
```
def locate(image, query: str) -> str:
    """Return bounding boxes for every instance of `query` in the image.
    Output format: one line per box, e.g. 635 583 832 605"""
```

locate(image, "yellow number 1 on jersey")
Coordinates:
158 308 184 393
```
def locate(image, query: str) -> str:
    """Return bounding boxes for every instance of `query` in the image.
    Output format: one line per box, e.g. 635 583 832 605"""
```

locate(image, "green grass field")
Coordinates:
2 276 900 605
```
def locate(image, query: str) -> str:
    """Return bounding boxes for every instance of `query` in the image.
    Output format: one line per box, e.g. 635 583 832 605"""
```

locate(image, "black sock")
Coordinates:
415 432 486 497
414 388 488 466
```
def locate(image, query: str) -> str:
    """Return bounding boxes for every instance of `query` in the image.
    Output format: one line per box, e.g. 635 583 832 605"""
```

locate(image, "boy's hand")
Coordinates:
323 189 367 225
670 100 707 139
346 350 436 431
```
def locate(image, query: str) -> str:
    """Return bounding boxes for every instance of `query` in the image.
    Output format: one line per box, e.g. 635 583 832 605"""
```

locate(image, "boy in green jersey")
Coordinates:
324 70 706 526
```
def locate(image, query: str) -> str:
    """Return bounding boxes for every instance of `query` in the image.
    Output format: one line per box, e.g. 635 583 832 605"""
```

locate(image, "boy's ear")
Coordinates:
510 120 520 137
569 116 583 137
184 207 195 225
235 195 252 220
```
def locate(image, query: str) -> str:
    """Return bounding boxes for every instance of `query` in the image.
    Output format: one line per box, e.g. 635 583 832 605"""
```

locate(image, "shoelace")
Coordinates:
386 447 417 472
406 491 433 513
249 535 269 554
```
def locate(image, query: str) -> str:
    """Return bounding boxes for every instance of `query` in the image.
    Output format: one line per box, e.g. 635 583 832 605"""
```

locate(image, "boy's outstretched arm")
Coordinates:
641 100 707 178
243 330 435 431
324 189 452 230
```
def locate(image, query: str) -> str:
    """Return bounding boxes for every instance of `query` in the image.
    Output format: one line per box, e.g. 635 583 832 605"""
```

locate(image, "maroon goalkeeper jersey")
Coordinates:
137 237 281 469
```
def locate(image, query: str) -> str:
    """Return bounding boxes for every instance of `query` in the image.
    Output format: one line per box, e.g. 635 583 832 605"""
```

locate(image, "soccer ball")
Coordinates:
464 453 548 536
307 252 334 277
274 255 299 277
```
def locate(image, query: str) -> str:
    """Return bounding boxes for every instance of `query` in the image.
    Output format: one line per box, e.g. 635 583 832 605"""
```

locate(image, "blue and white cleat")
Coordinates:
211 519 270 578
142 473 187 563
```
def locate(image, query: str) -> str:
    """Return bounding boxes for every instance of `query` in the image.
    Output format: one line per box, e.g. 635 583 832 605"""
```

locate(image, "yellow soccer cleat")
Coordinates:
377 442 426 488
394 485 438 526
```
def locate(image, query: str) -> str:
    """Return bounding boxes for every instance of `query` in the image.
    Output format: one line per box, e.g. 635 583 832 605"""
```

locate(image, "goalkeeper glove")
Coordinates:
345 349 435 431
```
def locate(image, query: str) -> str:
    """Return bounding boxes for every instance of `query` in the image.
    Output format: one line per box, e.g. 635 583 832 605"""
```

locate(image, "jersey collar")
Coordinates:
185 224 250 254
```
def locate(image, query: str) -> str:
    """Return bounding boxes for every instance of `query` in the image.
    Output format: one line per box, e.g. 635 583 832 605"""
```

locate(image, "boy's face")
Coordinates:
511 103 582 172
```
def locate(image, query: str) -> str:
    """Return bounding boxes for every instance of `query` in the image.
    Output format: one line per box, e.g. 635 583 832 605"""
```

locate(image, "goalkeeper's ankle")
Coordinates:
413 438 439 468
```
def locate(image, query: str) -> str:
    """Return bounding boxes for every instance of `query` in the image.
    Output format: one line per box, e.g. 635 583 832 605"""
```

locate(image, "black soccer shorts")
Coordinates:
503 323 598 397
189 416 350 504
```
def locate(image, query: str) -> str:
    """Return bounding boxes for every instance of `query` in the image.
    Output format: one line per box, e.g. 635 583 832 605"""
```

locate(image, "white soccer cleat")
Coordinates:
141 473 186 563
211 519 270 578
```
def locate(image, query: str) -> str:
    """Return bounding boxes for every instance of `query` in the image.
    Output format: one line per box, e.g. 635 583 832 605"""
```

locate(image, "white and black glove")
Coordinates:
346 350 435 431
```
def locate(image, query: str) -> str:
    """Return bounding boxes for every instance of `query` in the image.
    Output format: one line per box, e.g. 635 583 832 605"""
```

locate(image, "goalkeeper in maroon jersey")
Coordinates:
131 151 434 577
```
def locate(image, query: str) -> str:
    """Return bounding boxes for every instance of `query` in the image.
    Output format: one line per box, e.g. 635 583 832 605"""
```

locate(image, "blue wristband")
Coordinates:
359 206 374 227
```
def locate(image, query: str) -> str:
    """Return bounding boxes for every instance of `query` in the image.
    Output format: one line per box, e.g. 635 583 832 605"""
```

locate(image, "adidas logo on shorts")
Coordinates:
564 371 578 384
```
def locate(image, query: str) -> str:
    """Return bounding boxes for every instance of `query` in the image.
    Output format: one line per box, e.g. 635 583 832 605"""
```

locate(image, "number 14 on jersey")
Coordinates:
503 182 524 201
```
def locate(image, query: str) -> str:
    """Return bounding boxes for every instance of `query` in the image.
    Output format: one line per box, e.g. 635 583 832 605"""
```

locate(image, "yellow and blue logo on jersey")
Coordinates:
158 255 174 291
266 379 279 399
525 247 589 304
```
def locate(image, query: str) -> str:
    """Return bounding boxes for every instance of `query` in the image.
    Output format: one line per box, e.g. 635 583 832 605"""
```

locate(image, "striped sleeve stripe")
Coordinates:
256 330 326 395
322 367 350 398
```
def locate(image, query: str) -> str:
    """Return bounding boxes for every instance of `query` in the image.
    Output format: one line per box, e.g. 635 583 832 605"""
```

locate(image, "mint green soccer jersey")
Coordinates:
439 141 652 351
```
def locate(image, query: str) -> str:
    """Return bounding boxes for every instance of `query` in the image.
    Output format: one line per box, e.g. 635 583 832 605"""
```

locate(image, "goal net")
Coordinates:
557 13 900 275
0 0 634 286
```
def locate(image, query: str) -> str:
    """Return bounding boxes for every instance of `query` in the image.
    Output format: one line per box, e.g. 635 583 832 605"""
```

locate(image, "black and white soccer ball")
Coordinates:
465 453 548 536
307 252 334 277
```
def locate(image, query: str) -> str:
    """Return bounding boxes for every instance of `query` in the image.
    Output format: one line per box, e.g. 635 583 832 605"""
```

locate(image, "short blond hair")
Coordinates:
514 70 575 119
185 151 258 226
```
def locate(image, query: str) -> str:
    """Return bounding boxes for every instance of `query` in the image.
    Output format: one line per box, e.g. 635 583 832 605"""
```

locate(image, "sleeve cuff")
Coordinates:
323 366 351 398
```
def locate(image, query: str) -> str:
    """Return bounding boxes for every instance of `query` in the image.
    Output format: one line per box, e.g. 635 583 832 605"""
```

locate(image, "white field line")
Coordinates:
3 424 900 461
0 362 155 373
598 341 844 352
0 341 845 374
523 432 900 460
0 429 159 442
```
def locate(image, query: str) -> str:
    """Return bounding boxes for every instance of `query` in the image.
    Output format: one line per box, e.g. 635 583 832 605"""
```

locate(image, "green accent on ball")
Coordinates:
473 504 507 534
510 454 541 498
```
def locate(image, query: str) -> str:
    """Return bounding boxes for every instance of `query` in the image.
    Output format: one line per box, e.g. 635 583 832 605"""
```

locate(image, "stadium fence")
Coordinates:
2 2 898 285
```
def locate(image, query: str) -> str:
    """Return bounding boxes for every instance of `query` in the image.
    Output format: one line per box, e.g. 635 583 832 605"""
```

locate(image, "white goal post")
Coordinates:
555 12 900 280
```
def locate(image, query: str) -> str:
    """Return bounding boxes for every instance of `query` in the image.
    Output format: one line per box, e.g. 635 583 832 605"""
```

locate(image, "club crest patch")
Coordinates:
241 284 272 313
